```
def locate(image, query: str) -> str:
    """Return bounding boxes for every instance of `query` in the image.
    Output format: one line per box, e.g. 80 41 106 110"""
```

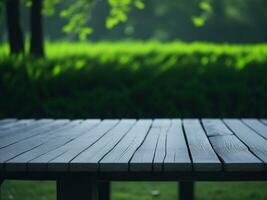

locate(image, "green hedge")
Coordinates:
0 41 267 118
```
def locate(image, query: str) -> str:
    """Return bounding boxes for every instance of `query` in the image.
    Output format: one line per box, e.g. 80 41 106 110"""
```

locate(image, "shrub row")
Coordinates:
0 42 266 118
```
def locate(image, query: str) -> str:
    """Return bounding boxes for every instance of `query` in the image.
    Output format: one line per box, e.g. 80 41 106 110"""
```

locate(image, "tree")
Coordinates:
5 0 24 54
30 0 44 57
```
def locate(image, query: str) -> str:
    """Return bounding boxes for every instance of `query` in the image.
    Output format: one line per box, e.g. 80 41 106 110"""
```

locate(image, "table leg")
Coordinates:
179 182 194 200
57 176 98 200
0 179 3 200
99 181 110 200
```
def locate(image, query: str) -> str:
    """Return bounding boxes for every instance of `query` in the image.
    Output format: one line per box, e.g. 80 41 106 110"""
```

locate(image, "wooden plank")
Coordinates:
0 119 53 138
0 120 83 171
201 119 233 136
224 119 267 169
0 119 26 130
242 119 267 140
130 119 168 172
0 119 35 132
100 120 152 171
183 119 221 171
152 119 171 171
28 120 119 171
260 119 267 125
70 120 136 171
209 135 263 171
0 119 17 126
5 120 100 171
0 120 70 148
164 119 192 171
202 119 263 171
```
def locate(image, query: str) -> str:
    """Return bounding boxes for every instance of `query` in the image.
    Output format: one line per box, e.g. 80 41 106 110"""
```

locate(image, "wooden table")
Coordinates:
0 118 267 200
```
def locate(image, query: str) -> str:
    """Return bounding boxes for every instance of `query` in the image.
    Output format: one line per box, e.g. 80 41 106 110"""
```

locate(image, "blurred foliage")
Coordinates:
46 0 266 42
106 0 145 29
1 0 266 42
43 0 144 40
0 0 144 41
0 41 266 118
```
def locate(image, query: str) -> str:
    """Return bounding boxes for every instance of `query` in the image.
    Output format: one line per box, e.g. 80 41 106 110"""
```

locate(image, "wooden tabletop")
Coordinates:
0 118 267 180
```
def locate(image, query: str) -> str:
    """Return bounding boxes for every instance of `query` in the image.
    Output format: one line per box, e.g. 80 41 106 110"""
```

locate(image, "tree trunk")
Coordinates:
5 0 24 55
30 0 44 57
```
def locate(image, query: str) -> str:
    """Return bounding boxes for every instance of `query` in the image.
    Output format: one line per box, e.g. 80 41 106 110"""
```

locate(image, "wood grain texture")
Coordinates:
29 120 119 172
183 119 221 171
242 119 267 140
0 119 36 133
70 120 136 171
202 119 263 171
0 120 70 149
163 119 192 171
201 119 233 136
0 118 266 174
209 134 263 171
0 119 53 138
130 119 170 172
261 119 267 125
100 120 152 171
153 119 171 171
5 120 100 171
224 119 267 170
0 120 83 171
0 119 17 127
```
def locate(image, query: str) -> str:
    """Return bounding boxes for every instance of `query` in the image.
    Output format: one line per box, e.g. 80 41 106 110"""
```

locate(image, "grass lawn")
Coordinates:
1 181 267 200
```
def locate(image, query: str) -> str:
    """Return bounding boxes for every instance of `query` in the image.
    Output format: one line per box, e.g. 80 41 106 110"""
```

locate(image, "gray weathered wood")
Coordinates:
28 120 119 171
70 120 136 171
261 119 267 125
153 119 171 171
242 119 267 140
5 120 100 171
0 119 16 126
224 119 267 170
44 120 119 171
0 119 29 131
0 118 266 175
202 119 264 171
100 120 152 171
0 120 83 171
57 176 98 200
0 119 35 133
0 119 53 138
130 119 170 171
209 135 263 171
183 119 221 171
201 119 233 136
0 120 70 148
164 119 192 171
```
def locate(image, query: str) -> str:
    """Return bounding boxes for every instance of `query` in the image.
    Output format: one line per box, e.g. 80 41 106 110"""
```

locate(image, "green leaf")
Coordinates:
134 0 145 9
192 16 205 27
199 1 212 12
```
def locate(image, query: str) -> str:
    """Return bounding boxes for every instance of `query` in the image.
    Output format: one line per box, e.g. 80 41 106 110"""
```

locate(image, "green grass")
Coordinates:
1 181 267 200
1 41 267 69
1 41 267 118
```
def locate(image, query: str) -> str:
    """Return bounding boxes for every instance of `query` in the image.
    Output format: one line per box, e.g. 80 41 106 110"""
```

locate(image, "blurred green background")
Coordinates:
0 0 267 199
